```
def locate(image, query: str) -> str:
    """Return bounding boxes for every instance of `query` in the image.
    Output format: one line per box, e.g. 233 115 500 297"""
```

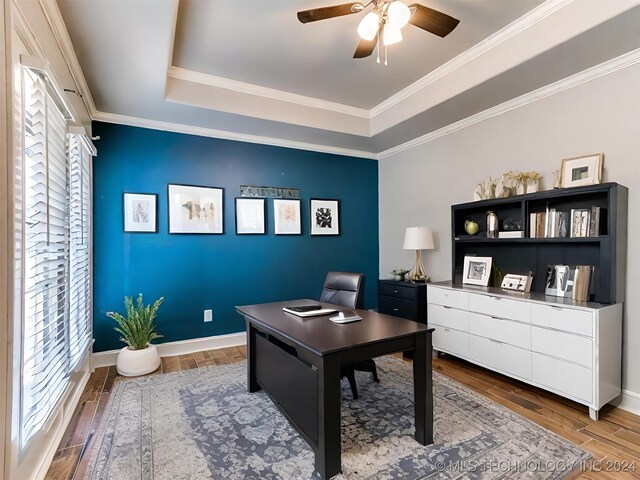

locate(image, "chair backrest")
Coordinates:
320 272 364 309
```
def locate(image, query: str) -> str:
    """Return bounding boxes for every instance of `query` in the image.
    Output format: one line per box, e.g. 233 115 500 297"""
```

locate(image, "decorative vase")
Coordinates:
526 178 539 193
116 343 161 376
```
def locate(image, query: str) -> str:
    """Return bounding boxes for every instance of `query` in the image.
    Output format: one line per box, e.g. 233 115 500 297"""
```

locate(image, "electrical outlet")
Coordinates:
204 309 213 322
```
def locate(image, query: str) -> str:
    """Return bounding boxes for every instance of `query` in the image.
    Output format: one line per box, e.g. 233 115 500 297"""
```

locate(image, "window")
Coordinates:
19 66 94 447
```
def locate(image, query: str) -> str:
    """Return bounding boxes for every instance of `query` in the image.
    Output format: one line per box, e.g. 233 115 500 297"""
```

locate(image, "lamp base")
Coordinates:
409 250 430 284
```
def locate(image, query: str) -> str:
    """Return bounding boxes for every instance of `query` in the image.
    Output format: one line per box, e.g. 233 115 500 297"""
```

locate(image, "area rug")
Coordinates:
85 357 589 479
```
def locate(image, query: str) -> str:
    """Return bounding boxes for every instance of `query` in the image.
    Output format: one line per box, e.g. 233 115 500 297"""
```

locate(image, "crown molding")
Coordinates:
93 110 378 160
38 0 97 117
369 0 576 119
167 66 370 119
377 48 640 160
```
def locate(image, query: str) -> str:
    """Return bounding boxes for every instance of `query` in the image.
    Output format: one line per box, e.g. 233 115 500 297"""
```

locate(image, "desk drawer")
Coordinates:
379 282 415 300
432 326 468 357
469 334 531 380
532 326 592 368
531 304 593 336
379 297 416 320
468 294 531 323
428 287 468 309
428 304 468 331
532 352 592 403
468 312 530 350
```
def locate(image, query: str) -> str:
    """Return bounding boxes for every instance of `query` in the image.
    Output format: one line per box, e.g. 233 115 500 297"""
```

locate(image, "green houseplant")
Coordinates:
107 294 164 376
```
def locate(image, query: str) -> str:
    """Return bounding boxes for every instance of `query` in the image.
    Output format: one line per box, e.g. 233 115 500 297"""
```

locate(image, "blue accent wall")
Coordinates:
92 122 379 352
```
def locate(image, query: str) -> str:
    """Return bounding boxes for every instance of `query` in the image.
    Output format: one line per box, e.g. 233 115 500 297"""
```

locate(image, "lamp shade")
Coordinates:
402 226 434 250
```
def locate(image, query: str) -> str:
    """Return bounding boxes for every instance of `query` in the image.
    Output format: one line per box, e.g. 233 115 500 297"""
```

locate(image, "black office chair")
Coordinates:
320 272 379 399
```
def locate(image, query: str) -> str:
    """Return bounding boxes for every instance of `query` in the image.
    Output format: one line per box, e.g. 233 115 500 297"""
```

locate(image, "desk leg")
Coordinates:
246 319 260 393
316 356 341 480
413 330 434 445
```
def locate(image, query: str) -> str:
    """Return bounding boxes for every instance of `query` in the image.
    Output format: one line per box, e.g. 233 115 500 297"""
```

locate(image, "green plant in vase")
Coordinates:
391 268 410 281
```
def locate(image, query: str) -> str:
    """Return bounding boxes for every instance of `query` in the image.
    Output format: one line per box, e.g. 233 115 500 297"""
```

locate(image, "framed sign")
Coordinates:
168 184 224 234
273 199 301 235
123 193 157 233
310 199 339 236
235 197 266 235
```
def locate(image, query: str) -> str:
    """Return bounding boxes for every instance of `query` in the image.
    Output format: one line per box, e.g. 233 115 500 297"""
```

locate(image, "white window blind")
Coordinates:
68 135 92 367
19 66 94 447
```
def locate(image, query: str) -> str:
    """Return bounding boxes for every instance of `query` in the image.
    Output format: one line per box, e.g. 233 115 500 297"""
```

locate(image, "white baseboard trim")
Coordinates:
610 389 640 416
91 332 247 369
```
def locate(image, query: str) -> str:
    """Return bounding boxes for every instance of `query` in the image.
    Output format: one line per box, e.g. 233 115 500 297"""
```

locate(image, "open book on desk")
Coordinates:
282 306 337 317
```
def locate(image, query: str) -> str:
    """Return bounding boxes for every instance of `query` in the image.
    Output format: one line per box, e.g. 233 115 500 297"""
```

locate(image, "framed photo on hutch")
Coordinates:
235 197 266 235
310 198 340 236
273 198 301 235
462 256 492 286
168 184 224 234
123 193 157 233
559 153 603 188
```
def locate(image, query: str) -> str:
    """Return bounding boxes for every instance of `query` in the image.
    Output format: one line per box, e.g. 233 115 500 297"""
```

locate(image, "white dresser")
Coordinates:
428 282 622 420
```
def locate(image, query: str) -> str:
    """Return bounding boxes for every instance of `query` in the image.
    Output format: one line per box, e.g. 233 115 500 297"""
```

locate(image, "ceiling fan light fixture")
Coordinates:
386 1 411 29
383 24 402 46
357 11 379 40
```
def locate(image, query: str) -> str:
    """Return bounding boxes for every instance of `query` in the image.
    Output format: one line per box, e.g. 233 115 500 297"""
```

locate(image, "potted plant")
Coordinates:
107 294 164 376
391 268 410 281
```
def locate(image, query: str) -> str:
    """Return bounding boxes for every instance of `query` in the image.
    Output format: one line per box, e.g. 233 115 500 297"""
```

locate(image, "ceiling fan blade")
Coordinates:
408 4 460 38
297 3 364 23
353 35 377 58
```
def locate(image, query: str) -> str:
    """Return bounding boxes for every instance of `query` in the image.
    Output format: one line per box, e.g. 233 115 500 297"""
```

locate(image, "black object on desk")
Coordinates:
236 299 434 480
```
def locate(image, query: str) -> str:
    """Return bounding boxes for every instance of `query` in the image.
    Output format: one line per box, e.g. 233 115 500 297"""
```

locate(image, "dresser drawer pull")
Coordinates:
490 316 503 320
393 290 398 293
393 308 400 312
489 338 505 345
443 306 453 310
550 305 564 310
443 328 451 332
489 296 501 300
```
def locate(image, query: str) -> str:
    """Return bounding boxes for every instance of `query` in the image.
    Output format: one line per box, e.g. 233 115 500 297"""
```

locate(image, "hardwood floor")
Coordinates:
45 347 640 479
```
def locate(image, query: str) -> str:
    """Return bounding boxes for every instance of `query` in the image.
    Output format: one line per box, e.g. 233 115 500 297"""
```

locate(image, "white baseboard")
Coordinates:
610 389 640 416
91 332 247 369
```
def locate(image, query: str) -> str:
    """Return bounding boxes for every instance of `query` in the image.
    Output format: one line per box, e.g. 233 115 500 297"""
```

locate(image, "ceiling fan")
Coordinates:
297 0 460 63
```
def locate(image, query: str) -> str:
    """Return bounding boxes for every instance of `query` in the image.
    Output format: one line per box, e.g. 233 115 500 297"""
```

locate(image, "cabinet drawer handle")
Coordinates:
490 316 503 320
550 305 563 310
489 296 501 300
489 338 504 345
444 328 451 332
393 308 400 312
393 290 398 293
443 306 453 310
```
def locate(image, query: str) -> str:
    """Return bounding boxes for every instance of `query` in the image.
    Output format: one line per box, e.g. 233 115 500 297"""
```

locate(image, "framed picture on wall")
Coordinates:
310 198 340 236
123 193 157 233
462 256 492 286
273 198 301 235
559 153 603 188
168 184 224 234
235 197 266 235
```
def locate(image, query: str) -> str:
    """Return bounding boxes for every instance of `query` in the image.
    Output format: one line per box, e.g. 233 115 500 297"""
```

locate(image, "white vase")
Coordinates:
116 343 161 377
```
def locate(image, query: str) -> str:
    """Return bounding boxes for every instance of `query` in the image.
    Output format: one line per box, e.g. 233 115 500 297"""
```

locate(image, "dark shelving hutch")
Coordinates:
451 182 628 304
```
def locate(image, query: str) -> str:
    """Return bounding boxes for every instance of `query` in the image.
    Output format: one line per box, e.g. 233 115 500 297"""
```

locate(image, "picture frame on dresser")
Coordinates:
462 256 492 286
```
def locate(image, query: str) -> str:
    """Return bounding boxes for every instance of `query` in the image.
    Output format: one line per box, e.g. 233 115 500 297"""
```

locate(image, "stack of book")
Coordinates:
529 206 603 238
545 264 594 302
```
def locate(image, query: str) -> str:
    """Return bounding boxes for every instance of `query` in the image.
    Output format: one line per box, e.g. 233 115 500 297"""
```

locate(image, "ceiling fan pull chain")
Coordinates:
385 45 388 66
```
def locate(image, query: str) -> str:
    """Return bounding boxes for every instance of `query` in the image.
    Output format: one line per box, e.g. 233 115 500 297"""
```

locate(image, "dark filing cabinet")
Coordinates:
378 280 428 325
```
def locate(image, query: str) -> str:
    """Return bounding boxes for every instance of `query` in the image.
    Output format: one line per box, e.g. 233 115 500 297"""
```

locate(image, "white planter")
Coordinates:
116 343 161 377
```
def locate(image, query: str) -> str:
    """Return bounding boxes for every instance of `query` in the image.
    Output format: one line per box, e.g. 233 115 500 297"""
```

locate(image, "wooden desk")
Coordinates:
236 299 434 480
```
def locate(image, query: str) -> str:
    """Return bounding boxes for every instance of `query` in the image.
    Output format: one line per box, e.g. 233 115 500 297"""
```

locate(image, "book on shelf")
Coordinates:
529 212 537 238
589 206 601 237
498 231 524 238
536 212 546 238
545 264 594 301
570 208 591 238
530 210 569 238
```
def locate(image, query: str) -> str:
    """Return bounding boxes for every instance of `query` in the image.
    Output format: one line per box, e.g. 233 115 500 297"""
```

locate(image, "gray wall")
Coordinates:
379 64 640 396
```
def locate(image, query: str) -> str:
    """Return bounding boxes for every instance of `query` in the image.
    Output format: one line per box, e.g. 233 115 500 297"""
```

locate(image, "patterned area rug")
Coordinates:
85 356 589 479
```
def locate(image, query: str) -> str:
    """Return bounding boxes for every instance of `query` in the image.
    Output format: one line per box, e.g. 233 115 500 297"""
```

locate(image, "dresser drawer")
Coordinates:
432 326 468 358
468 294 531 323
379 297 417 320
428 304 468 331
532 326 592 368
468 312 531 350
469 334 531 380
379 282 416 300
428 287 468 309
532 352 592 403
531 304 593 337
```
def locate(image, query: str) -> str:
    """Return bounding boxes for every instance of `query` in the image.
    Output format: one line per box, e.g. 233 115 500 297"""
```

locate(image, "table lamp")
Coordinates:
402 226 435 283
